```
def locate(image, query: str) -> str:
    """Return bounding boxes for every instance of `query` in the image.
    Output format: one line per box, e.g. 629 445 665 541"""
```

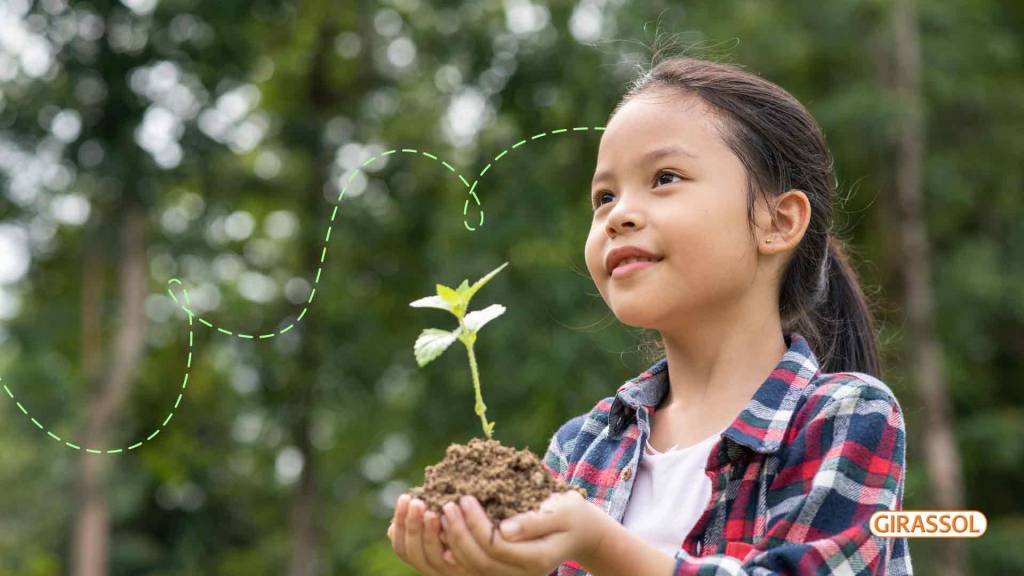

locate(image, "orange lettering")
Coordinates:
872 513 889 534
896 515 910 533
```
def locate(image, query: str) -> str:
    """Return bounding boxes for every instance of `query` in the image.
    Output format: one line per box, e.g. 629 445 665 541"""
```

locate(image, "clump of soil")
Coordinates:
408 438 586 527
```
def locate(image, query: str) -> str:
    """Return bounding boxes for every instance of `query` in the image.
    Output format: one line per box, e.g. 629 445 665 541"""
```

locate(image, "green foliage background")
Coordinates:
0 0 1021 573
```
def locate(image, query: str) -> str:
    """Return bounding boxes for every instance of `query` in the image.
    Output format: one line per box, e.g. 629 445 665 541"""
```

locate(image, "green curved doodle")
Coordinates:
0 126 604 454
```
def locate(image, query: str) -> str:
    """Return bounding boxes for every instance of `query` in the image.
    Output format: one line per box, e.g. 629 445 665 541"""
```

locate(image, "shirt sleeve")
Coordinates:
541 413 587 482
671 381 913 576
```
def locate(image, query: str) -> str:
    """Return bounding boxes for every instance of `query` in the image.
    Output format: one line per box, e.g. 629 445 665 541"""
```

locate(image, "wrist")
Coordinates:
578 506 616 568
578 517 678 576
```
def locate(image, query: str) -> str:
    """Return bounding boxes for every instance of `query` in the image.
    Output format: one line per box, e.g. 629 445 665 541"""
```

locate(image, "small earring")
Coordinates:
765 238 773 244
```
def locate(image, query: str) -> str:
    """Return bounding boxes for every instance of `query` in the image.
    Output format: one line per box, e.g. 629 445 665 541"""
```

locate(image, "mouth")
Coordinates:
610 257 663 279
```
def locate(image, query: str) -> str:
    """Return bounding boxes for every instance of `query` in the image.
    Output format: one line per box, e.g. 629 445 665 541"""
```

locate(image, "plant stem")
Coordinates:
461 331 493 440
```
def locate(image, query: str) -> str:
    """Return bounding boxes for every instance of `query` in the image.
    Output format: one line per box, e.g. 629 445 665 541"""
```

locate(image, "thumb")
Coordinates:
499 508 563 542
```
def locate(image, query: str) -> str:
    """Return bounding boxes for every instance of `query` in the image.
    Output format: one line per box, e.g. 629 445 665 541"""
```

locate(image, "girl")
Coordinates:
388 56 912 575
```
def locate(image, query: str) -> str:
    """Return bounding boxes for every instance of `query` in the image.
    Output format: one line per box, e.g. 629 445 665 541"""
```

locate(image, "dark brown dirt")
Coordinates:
408 437 586 529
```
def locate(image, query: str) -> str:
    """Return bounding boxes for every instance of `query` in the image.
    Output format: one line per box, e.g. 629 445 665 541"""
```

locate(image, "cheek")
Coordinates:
584 231 603 278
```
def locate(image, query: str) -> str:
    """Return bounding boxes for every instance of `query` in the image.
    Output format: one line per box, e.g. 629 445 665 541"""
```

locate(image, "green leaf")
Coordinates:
462 261 509 307
409 295 452 311
436 284 462 309
413 328 459 366
463 304 506 332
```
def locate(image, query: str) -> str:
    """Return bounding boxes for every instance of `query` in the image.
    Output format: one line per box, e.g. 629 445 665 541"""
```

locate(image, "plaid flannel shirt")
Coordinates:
542 332 912 575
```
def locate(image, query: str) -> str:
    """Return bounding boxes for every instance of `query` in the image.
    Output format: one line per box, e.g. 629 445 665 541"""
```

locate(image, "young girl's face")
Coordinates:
584 90 767 331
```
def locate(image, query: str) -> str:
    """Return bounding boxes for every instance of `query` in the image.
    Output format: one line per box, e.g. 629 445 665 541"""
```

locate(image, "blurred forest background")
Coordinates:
0 0 1021 574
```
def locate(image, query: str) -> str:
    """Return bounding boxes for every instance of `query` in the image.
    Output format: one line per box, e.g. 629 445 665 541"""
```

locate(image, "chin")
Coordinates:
610 304 663 330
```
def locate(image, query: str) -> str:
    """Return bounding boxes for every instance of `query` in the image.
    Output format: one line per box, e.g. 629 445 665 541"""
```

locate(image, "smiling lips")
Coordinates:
605 245 664 277
611 258 660 279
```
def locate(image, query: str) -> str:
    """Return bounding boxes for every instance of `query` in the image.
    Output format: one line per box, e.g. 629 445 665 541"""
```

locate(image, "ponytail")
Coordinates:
787 234 882 377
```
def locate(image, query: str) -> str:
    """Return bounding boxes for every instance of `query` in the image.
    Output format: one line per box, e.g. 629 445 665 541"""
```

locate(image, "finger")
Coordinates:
458 495 521 564
443 500 517 573
404 498 437 575
392 494 410 557
499 507 567 542
495 491 571 543
459 496 562 566
423 510 458 572
457 496 497 549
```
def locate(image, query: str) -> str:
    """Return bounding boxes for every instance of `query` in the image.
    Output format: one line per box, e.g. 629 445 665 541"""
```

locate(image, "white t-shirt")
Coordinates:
620 429 725 558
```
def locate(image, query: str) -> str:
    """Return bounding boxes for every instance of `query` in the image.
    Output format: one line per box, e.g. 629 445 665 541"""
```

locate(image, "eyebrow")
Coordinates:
591 145 697 187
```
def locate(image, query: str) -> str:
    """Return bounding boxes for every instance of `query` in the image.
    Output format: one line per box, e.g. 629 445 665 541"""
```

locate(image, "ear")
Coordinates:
756 188 811 254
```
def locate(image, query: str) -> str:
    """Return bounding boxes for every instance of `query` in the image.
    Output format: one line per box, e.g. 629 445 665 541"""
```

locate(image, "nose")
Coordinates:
605 197 645 237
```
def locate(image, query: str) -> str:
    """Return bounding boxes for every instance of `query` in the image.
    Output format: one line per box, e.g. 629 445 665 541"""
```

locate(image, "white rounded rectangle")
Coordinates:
869 510 987 538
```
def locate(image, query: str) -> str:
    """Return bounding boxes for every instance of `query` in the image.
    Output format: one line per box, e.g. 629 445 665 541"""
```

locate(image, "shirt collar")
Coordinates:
607 332 822 455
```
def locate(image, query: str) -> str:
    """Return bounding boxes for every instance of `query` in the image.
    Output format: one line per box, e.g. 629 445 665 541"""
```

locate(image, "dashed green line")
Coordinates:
2 130 607 454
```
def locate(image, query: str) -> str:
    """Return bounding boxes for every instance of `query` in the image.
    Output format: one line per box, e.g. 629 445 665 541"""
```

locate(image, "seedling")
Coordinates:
409 261 509 440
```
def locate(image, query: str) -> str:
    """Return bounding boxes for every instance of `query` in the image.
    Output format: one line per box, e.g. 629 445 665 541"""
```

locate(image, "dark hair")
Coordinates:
613 56 882 377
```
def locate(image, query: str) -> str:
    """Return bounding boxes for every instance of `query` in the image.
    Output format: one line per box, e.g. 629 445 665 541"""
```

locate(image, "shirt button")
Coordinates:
621 467 632 481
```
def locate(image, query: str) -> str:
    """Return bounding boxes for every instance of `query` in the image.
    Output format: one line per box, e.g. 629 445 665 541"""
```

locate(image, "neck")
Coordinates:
657 292 788 416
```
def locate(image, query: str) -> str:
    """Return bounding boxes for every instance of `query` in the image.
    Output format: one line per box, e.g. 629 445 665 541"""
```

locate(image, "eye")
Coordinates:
655 171 683 187
592 190 613 209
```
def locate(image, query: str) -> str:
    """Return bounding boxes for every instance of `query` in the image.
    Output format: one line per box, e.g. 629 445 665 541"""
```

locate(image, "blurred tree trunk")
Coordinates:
889 0 968 574
285 14 337 576
71 200 149 576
